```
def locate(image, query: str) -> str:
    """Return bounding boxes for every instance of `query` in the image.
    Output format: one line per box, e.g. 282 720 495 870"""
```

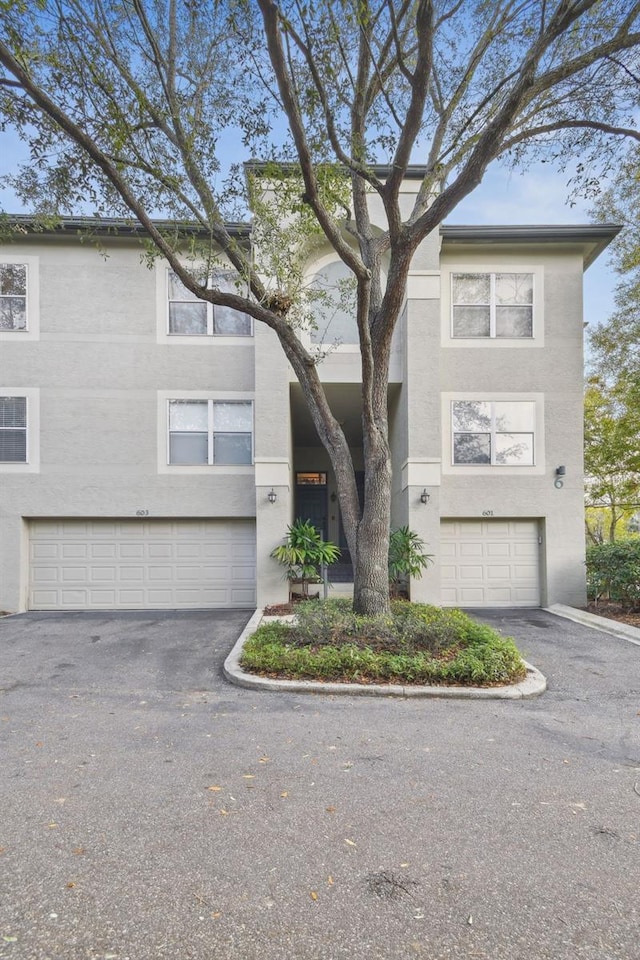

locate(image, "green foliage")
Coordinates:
388 527 433 597
270 519 340 597
241 600 526 686
586 540 640 607
2 0 640 618
584 379 640 543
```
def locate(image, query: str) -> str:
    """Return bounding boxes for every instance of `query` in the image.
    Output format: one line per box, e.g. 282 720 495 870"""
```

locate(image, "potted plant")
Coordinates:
271 519 340 600
388 526 433 599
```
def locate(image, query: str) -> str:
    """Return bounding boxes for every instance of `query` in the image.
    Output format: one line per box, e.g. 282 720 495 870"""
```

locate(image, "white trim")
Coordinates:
441 392 545 476
441 260 544 349
0 387 40 473
0 256 40 342
157 390 255 474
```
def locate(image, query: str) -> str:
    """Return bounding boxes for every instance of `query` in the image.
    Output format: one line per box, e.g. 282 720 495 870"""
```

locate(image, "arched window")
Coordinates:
309 259 358 345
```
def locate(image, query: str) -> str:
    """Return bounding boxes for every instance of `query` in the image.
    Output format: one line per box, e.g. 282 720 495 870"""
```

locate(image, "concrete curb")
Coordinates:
223 610 547 699
546 603 640 647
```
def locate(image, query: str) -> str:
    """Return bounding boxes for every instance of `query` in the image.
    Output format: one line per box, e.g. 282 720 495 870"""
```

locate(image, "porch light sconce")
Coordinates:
554 466 566 490
420 488 430 505
267 488 277 504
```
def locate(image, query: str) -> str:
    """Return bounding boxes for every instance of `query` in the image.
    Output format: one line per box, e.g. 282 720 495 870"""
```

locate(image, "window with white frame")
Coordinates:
451 272 533 338
167 270 251 336
168 399 253 465
0 263 27 331
0 396 27 462
452 400 535 465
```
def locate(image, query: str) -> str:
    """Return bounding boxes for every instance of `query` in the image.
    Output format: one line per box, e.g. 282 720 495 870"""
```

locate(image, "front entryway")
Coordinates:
440 519 541 607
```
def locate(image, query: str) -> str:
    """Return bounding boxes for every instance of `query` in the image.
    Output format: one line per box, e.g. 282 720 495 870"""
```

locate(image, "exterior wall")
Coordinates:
1 218 594 612
437 244 587 607
0 237 257 613
254 322 292 608
393 229 443 603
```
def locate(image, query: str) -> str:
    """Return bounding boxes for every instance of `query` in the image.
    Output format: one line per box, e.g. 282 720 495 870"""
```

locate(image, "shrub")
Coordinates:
270 519 340 599
388 526 433 597
241 600 526 686
586 540 640 607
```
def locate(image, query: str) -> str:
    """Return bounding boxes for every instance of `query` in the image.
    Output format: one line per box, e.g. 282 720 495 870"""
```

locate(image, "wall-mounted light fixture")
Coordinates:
420 488 430 504
554 466 566 489
267 488 277 504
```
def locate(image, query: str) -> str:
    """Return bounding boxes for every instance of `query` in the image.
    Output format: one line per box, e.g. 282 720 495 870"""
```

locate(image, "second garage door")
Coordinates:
29 519 256 610
440 519 541 607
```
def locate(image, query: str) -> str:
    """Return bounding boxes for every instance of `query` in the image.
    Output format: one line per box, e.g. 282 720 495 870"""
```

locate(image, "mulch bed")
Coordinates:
585 602 640 629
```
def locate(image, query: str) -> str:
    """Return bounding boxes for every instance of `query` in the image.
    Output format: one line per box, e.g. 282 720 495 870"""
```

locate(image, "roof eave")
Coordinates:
440 223 621 268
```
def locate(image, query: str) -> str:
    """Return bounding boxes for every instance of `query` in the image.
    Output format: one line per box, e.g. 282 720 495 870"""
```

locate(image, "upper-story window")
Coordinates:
168 399 253 465
452 400 535 465
0 263 27 332
452 272 533 338
167 270 251 337
0 395 27 462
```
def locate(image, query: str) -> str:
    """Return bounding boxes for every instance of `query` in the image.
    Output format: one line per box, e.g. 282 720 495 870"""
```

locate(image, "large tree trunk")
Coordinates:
352 433 392 615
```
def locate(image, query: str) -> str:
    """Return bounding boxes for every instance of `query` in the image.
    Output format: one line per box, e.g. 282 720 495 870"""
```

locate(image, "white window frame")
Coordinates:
301 250 388 356
157 390 254 474
451 272 534 339
441 261 544 349
0 255 40 342
0 387 40 473
156 265 253 344
441 392 545 476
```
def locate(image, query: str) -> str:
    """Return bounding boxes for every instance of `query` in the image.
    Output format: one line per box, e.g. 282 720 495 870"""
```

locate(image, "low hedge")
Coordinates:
240 600 526 686
586 540 640 607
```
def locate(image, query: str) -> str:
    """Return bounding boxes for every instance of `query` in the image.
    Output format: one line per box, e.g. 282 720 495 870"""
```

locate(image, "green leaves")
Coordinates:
388 526 433 596
270 519 340 596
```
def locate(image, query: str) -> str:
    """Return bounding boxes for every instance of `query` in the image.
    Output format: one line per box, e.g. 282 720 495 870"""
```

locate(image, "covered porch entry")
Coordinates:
290 383 365 587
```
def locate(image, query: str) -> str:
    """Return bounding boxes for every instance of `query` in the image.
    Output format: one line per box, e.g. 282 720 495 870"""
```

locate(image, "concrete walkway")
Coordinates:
0 607 638 960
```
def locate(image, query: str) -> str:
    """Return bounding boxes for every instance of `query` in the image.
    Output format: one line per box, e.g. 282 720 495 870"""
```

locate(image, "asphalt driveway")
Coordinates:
0 608 638 960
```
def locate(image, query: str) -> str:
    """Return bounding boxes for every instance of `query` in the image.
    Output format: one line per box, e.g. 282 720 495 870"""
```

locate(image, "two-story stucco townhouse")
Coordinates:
0 171 619 614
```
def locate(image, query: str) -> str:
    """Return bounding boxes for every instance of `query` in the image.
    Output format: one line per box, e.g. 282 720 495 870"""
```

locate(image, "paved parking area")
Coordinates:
0 608 638 960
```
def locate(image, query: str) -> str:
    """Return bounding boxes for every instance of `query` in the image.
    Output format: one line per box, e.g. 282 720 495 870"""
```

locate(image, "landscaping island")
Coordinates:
240 599 526 687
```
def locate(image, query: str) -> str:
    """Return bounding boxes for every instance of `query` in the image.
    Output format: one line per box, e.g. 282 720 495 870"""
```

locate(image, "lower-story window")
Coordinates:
168 399 253 465
452 400 535 465
0 395 27 462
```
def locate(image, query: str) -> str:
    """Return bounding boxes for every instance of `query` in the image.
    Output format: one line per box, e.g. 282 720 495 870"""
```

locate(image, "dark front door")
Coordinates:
295 482 328 540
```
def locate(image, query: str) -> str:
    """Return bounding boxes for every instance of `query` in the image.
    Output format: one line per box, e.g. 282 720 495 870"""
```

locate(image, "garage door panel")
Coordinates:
486 543 510 557
460 543 483 557
29 519 256 609
92 543 116 558
486 587 512 602
441 519 540 607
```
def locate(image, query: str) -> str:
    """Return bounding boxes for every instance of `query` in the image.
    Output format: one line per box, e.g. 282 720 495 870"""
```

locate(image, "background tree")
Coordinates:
586 145 640 542
584 378 640 543
1 0 639 614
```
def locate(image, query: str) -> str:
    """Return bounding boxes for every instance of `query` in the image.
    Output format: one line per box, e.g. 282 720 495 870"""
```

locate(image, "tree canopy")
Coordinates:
1 0 639 612
586 145 640 542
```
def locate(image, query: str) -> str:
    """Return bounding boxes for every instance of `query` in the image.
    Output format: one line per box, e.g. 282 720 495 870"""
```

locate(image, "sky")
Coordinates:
0 135 618 337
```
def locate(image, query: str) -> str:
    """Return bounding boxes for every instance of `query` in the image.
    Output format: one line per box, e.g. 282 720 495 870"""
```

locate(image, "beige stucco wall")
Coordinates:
1 222 591 612
0 237 258 612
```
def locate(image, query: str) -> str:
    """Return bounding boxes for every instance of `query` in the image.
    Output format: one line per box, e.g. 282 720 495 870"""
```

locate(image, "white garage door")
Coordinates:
440 519 541 607
29 519 256 610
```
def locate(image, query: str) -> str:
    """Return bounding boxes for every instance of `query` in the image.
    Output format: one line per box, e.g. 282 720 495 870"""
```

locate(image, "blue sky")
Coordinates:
0 135 617 335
